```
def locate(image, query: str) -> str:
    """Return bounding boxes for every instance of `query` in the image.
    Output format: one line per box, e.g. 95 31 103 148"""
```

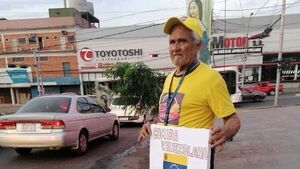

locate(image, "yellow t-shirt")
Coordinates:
157 62 235 128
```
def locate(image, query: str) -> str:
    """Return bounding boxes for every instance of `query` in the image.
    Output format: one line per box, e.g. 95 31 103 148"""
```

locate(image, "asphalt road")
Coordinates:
235 93 300 111
0 124 140 169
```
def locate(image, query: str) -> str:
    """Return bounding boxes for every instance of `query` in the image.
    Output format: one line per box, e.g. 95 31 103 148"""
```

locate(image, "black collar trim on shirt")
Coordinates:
174 61 200 77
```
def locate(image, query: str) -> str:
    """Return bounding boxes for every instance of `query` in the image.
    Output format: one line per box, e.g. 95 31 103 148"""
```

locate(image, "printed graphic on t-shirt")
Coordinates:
158 93 184 125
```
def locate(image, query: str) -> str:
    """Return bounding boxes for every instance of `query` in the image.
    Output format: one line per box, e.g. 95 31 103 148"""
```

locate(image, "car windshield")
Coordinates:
17 97 71 113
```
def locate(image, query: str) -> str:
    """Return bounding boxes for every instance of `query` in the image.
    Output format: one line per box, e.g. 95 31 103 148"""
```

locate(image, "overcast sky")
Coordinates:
0 0 299 27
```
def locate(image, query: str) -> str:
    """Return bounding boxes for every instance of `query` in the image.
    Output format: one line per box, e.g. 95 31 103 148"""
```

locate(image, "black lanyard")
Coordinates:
164 60 199 126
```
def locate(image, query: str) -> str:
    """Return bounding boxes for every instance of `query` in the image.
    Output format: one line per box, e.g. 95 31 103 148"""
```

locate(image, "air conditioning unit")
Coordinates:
61 30 68 35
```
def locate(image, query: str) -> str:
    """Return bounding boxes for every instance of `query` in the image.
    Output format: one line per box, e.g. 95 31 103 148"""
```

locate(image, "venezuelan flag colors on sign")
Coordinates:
163 153 188 169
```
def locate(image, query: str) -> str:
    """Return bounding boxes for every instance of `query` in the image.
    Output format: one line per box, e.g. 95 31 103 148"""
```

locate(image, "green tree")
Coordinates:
105 62 164 114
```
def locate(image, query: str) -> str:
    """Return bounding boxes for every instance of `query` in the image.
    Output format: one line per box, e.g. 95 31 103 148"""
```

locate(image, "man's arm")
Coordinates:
209 113 241 151
137 121 152 141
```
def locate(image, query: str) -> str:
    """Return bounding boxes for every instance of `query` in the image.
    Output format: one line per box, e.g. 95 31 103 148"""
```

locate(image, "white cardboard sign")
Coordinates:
150 124 211 169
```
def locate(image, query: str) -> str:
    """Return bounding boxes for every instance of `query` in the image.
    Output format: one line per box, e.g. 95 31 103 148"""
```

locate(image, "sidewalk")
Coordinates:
101 105 300 169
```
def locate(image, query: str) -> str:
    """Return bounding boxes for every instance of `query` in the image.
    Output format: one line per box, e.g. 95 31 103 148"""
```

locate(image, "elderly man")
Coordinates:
138 16 240 156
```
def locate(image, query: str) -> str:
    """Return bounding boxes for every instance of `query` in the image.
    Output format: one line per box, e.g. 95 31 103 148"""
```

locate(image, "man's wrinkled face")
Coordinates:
169 25 201 68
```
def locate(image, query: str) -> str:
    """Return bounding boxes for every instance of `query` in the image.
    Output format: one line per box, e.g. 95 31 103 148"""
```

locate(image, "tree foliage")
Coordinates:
105 62 164 112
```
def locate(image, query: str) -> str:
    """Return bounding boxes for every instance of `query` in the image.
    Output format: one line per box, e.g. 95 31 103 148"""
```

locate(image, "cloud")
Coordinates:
0 0 62 19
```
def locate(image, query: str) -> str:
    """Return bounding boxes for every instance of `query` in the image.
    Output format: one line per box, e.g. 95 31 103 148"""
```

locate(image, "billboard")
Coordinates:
186 0 212 64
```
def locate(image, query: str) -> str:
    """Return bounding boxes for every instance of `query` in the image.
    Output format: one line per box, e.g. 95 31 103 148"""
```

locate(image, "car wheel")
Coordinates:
253 96 261 102
110 122 119 141
269 90 275 95
72 131 88 156
15 148 32 155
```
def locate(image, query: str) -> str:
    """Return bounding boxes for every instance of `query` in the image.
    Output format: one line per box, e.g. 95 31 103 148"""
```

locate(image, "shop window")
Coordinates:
20 65 28 68
281 65 296 81
13 57 24 62
63 62 71 77
29 36 36 44
39 57 48 61
243 67 259 83
18 38 26 45
67 35 75 43
8 64 16 68
262 65 277 82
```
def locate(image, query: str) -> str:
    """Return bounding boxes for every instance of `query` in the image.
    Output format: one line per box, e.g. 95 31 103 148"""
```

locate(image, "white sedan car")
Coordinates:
0 94 119 156
110 97 146 124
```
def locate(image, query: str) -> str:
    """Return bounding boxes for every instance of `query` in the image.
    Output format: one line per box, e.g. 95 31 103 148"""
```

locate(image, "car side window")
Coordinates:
77 97 91 113
86 97 106 113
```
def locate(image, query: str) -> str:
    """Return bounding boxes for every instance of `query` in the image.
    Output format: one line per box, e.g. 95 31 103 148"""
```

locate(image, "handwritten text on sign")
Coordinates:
150 124 211 169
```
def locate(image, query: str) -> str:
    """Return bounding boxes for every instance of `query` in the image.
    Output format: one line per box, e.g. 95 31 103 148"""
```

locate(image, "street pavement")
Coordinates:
1 98 300 169
101 105 300 169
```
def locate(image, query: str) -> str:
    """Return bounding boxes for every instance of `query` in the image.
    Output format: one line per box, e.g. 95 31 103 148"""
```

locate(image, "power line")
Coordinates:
252 0 274 16
100 8 184 22
0 23 164 54
215 1 300 11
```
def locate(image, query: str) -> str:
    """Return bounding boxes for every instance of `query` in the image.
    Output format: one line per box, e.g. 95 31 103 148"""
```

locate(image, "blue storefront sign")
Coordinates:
6 69 29 83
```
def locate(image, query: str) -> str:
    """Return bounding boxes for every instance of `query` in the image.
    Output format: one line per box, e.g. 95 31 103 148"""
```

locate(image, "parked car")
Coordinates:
0 94 119 156
248 81 284 95
240 87 267 102
110 97 147 124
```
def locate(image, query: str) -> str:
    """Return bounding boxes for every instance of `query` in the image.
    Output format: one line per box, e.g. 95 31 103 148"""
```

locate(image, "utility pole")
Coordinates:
64 0 67 8
241 12 253 88
274 0 286 107
34 49 44 95
34 49 41 95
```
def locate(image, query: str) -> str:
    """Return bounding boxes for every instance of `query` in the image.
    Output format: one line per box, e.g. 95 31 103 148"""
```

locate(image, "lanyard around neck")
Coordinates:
163 60 199 126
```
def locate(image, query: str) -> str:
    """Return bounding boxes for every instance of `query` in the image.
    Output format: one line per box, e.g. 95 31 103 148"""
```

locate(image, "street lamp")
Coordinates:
241 12 253 88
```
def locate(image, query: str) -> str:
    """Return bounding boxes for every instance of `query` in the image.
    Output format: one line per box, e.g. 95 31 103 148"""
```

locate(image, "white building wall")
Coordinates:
263 28 300 53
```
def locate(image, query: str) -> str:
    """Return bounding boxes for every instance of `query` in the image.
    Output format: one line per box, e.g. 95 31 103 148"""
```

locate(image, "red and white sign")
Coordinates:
80 47 93 62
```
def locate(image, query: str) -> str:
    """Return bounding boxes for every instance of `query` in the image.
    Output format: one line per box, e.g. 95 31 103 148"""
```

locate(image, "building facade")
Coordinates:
0 8 99 104
2 12 299 104
212 14 300 90
76 24 173 95
76 13 300 95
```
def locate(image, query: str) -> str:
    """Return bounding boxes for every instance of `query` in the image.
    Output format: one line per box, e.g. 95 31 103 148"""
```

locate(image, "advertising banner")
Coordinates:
150 124 211 169
6 69 29 83
186 0 212 64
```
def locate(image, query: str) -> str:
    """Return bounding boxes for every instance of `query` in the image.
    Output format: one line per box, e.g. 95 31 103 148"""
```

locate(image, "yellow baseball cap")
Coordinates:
163 16 204 38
